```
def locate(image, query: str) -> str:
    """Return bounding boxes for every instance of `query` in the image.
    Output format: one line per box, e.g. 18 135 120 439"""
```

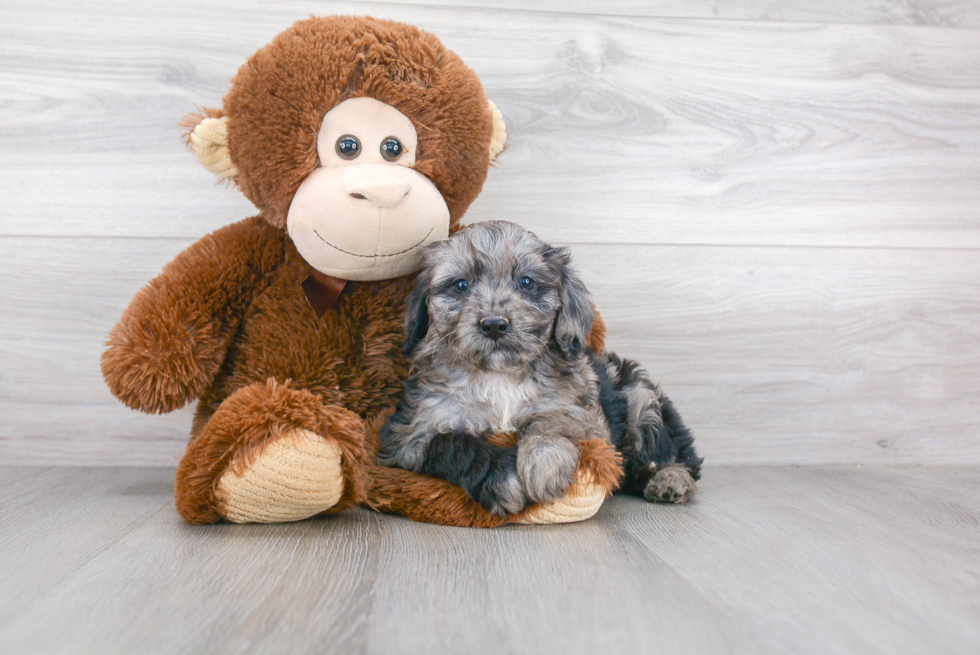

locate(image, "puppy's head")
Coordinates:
404 221 595 370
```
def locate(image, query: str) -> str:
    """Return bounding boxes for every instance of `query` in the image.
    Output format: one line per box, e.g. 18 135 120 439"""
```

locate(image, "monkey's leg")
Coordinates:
174 379 366 524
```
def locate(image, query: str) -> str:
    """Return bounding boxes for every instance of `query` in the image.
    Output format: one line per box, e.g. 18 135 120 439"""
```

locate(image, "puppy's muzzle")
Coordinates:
479 317 509 341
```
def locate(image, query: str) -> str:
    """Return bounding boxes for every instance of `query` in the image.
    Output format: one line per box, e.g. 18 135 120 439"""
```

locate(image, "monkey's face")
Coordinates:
286 97 450 281
186 17 506 276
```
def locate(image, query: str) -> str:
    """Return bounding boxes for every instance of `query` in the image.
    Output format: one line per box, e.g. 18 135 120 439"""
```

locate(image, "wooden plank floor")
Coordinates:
1 466 977 654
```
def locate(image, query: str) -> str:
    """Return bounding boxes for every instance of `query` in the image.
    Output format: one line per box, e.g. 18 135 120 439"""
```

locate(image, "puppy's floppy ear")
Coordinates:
403 273 430 357
549 247 595 358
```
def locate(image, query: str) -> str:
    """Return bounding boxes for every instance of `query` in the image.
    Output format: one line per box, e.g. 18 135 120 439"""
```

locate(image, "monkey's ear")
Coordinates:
180 110 238 179
549 247 596 359
487 100 507 162
403 274 431 357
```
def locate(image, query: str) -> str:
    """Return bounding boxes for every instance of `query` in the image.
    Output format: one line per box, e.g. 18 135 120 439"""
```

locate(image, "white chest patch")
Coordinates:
472 372 536 433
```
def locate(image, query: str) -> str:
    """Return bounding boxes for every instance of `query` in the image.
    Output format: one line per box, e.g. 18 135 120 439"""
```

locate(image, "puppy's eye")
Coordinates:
380 137 403 162
452 279 469 294
518 276 534 290
335 135 361 160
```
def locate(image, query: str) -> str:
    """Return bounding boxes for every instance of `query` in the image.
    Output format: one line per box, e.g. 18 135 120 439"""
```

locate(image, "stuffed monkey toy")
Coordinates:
101 16 622 526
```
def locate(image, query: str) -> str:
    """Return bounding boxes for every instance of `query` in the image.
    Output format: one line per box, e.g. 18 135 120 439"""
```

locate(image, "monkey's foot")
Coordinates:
514 439 623 525
175 380 366 524
515 467 607 524
215 428 346 523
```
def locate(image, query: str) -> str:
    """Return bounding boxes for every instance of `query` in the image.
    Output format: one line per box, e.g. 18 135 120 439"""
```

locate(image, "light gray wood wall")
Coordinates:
1 0 978 466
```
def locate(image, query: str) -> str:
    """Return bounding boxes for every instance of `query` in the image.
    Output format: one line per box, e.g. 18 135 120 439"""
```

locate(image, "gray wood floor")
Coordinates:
1 465 977 654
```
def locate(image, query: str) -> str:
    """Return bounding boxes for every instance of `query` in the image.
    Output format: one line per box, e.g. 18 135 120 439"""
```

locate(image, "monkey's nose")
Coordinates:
343 165 410 208
480 317 509 341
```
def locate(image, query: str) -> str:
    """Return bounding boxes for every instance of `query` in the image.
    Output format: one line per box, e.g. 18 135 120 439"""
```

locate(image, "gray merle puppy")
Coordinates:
378 221 702 516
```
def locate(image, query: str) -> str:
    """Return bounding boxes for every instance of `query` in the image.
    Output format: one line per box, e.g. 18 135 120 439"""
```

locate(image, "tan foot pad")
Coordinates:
215 428 345 523
514 468 607 525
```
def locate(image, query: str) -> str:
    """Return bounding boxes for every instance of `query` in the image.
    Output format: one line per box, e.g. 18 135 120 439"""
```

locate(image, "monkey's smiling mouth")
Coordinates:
312 227 434 259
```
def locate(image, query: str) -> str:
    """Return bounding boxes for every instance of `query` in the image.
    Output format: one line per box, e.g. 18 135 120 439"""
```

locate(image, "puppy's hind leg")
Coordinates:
639 390 702 503
593 352 703 503
645 463 697 504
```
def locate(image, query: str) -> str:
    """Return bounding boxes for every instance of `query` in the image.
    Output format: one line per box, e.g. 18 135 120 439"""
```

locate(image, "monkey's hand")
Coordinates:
101 217 283 413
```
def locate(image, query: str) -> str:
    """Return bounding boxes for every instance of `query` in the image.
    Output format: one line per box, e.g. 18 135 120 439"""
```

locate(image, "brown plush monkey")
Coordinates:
101 16 622 526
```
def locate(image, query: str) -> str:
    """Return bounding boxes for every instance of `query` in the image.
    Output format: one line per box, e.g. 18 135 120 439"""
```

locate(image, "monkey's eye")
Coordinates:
335 135 361 160
518 276 534 290
380 137 403 162
452 279 469 294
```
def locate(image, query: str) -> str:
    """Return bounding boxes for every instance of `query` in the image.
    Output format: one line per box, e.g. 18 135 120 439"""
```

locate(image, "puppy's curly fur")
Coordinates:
379 221 702 515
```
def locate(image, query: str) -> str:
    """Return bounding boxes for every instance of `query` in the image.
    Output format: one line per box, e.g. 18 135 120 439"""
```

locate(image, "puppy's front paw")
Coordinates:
478 469 527 516
644 463 697 503
517 435 579 504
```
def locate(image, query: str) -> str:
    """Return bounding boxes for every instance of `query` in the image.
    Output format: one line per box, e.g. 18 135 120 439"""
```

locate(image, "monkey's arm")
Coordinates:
365 413 623 527
101 216 284 413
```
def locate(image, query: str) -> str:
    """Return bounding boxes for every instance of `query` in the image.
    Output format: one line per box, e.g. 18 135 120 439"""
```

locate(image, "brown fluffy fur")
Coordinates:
221 15 492 229
102 16 621 526
176 380 368 524
102 217 285 414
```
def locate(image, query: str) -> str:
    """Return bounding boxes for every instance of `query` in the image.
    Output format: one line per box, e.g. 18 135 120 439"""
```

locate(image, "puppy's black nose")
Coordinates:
479 317 509 341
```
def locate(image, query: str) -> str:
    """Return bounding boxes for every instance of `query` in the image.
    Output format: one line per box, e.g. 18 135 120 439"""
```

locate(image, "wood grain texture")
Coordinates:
1 465 977 654
0 467 173 625
0 237 196 466
379 0 980 28
2 237 978 466
1 1 979 466
609 465 980 654
1 1 979 247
